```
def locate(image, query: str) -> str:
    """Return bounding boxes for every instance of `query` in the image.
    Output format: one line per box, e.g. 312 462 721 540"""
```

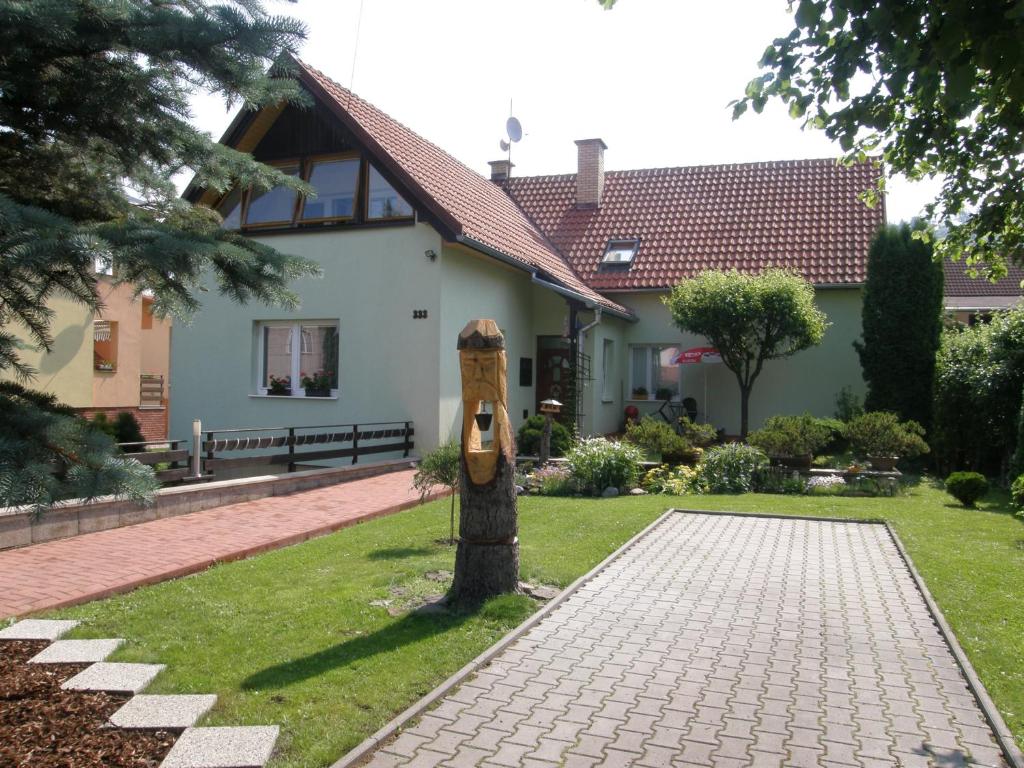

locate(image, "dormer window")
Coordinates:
602 238 640 265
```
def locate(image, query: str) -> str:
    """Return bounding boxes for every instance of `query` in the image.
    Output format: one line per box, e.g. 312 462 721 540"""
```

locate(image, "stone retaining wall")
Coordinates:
0 458 414 551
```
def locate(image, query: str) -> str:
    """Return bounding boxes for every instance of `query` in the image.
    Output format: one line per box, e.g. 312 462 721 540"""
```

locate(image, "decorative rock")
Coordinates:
62 662 165 694
0 619 79 641
160 726 280 768
111 694 218 730
30 638 123 663
526 585 561 601
629 488 647 495
601 487 620 498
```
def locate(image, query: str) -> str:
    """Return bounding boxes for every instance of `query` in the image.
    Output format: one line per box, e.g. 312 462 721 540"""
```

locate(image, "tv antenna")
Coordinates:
499 102 524 162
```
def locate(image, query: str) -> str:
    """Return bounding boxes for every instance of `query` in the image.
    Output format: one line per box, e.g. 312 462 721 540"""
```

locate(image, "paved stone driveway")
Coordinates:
363 512 1009 768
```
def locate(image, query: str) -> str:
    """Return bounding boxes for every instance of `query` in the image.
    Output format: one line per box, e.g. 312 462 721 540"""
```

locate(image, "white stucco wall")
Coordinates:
601 289 866 436
170 222 445 452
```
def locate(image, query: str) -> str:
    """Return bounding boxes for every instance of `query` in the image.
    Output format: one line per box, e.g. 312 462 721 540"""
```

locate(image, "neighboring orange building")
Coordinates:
77 275 173 440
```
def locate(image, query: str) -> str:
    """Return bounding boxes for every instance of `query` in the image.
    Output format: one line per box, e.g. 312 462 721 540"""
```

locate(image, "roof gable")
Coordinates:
503 160 884 290
943 258 1024 298
292 60 629 317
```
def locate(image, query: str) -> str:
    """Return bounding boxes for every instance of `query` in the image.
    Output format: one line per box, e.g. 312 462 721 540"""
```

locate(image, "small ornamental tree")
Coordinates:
854 224 943 430
412 441 461 545
665 269 828 438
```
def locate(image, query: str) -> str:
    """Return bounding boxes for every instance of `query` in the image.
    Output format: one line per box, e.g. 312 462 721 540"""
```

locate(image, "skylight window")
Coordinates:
602 238 640 265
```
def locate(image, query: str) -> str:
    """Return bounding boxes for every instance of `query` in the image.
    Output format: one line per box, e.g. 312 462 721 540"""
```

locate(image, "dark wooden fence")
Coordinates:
201 421 414 476
118 439 191 484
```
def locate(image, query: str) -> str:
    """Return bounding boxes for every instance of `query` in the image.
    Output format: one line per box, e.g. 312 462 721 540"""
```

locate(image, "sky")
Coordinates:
188 0 941 223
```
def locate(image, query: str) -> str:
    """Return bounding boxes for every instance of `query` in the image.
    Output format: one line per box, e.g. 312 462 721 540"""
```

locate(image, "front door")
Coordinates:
536 336 572 414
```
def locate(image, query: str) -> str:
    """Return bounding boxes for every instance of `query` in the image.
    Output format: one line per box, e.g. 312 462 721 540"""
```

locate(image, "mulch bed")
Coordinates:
0 640 177 767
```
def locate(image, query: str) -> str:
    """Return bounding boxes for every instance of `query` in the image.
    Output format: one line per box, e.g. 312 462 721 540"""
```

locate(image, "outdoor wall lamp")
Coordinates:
424 249 437 262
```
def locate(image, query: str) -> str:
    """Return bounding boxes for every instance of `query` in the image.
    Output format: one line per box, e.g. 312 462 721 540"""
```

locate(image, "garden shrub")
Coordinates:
1011 474 1024 514
846 411 929 459
678 417 717 448
834 386 864 422
748 413 832 458
91 411 145 449
641 464 703 495
933 307 1024 474
624 417 704 464
565 438 643 496
516 415 572 457
944 471 989 508
530 465 575 496
753 466 805 494
698 443 768 493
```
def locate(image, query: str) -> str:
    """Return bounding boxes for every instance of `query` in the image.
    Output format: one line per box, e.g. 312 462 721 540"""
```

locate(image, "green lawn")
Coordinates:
48 480 1024 765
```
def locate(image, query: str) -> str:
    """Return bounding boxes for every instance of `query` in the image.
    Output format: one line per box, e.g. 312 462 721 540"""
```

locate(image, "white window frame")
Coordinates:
601 338 615 403
601 238 640 264
629 344 682 401
255 320 339 398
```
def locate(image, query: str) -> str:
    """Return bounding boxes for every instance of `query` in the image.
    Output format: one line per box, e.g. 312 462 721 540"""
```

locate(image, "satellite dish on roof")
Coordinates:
506 117 523 143
500 138 511 152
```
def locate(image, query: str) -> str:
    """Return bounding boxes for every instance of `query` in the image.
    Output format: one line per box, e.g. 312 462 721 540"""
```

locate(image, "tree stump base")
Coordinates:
448 539 520 607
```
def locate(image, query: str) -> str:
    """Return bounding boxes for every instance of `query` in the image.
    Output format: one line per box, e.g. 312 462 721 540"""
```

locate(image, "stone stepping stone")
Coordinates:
0 619 79 640
111 694 218 730
62 662 165 694
159 726 280 768
29 638 123 663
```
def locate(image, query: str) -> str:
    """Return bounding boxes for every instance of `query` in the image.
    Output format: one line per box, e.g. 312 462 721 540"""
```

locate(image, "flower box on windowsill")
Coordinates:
95 362 116 372
267 389 292 397
304 388 331 398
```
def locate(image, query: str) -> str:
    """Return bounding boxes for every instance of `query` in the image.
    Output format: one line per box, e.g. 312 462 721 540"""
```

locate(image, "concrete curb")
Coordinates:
329 507 678 768
884 522 1024 768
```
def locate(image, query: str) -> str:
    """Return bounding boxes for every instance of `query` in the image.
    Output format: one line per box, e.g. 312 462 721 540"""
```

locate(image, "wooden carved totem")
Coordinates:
447 319 520 606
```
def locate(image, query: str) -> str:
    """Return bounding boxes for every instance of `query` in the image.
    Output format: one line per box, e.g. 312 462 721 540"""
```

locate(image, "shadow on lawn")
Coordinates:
366 546 436 561
240 611 469 691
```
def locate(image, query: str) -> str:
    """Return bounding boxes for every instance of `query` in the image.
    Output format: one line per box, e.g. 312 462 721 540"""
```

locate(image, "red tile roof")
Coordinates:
295 59 629 317
943 259 1024 297
503 160 884 290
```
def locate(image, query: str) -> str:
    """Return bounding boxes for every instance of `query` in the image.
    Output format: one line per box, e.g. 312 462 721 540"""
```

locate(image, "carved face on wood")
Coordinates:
458 337 513 485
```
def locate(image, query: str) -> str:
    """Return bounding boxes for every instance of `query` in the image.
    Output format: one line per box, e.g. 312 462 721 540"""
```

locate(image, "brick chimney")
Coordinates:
575 138 607 208
488 159 514 183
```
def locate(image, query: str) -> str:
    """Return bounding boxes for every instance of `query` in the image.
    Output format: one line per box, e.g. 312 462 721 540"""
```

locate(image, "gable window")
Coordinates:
602 238 640 265
256 321 339 397
217 186 243 230
366 165 414 220
245 162 301 227
300 156 360 221
217 155 414 231
630 345 680 400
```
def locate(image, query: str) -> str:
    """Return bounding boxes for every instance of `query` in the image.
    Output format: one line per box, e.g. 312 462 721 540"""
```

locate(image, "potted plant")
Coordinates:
267 374 291 396
846 411 929 471
748 413 831 470
632 386 649 400
655 386 675 401
301 370 334 397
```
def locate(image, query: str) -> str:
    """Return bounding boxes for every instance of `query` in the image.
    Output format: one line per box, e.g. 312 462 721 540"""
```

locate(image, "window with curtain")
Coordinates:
629 345 681 399
257 321 339 396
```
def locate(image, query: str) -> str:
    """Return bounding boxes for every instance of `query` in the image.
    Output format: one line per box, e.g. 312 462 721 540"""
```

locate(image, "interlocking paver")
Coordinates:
353 512 1012 767
0 468 432 618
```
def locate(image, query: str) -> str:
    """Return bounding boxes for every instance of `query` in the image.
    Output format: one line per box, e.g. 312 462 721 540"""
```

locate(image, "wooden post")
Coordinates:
448 319 519 607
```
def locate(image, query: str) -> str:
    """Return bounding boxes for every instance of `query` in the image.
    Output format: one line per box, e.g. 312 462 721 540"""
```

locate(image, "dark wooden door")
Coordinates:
536 336 572 414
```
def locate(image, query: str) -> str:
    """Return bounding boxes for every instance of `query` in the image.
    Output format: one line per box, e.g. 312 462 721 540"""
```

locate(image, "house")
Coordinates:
3 264 173 442
172 56 883 454
943 259 1023 325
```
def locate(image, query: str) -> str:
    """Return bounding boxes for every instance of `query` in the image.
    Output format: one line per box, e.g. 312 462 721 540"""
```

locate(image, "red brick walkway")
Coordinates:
0 469 438 619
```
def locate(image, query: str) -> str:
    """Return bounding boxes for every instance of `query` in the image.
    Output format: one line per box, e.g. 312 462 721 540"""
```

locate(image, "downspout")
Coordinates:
572 308 602 435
